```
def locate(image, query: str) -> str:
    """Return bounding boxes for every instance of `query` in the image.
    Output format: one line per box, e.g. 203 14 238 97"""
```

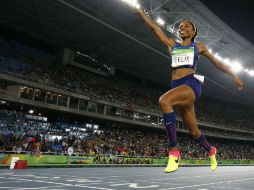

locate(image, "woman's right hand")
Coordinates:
136 7 175 48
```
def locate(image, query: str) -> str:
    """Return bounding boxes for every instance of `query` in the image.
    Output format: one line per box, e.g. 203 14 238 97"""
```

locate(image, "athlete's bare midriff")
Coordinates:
172 68 195 80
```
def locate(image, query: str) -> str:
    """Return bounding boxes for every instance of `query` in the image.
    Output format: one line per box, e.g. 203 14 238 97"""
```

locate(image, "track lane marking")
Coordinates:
158 177 254 190
6 177 116 190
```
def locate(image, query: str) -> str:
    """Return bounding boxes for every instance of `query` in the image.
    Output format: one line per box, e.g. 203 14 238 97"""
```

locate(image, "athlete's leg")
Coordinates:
159 85 195 172
159 85 196 114
159 85 196 149
177 104 201 139
178 104 217 171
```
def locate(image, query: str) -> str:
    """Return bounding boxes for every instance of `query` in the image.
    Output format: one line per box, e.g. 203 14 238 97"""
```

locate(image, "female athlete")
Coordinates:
137 9 244 172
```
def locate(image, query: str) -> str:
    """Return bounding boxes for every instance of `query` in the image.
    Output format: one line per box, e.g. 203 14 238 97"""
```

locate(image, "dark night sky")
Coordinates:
200 0 254 45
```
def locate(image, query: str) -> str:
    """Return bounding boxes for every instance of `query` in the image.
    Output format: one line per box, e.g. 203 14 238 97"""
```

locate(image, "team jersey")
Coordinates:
171 42 199 70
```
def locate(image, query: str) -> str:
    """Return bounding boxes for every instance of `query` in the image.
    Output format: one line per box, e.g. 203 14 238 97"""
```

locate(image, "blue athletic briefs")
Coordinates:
171 74 201 99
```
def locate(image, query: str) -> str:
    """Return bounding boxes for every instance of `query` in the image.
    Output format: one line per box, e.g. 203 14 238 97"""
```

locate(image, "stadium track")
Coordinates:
0 166 253 190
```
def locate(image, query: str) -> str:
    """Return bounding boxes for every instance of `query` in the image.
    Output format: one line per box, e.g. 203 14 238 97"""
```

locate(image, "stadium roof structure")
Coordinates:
0 0 254 104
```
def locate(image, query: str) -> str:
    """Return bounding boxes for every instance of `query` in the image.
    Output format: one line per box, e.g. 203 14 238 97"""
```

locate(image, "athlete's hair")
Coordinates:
189 21 197 42
182 20 198 42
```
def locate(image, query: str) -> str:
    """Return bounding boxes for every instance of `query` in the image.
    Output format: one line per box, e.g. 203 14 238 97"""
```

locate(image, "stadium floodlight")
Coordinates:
244 69 254 76
121 0 140 9
231 61 243 73
249 70 254 76
29 109 34 114
209 50 253 76
156 17 165 26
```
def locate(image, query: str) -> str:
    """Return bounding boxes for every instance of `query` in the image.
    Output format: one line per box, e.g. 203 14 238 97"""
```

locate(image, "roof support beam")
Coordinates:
56 0 170 60
152 0 171 13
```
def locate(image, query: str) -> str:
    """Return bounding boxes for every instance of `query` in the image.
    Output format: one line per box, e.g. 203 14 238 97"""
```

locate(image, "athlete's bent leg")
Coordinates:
159 85 196 172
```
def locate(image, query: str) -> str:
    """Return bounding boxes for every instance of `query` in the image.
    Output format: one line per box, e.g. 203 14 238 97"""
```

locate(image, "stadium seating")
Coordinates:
0 110 253 159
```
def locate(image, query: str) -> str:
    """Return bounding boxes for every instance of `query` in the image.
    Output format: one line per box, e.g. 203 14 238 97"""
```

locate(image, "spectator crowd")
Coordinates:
0 110 253 160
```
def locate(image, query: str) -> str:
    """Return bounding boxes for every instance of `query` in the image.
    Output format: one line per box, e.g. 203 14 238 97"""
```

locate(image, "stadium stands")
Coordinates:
0 109 253 160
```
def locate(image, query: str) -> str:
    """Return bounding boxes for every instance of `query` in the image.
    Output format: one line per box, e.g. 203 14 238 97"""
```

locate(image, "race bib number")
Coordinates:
172 48 194 67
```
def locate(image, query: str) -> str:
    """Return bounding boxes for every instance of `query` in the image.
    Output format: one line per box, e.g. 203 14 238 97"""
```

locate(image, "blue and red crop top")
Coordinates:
171 42 199 70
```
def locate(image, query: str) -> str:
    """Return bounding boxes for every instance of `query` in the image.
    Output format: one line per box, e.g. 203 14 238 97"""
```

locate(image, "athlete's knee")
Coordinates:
158 95 173 109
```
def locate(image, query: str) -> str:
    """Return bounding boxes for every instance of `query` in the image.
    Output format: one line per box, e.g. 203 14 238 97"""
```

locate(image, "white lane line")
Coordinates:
75 180 132 186
40 171 193 177
110 183 159 189
77 180 103 183
11 175 36 178
110 183 137 186
0 187 14 189
20 168 252 179
158 177 254 190
7 177 33 181
15 189 66 190
147 183 183 186
66 179 103 183
0 181 23 184
136 176 191 182
66 179 75 182
0 173 14 175
57 170 254 181
217 187 242 190
129 183 159 189
7 177 116 190
8 186 67 190
134 171 254 182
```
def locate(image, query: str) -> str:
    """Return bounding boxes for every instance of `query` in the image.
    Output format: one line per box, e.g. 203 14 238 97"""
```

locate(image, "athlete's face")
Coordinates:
178 21 196 39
